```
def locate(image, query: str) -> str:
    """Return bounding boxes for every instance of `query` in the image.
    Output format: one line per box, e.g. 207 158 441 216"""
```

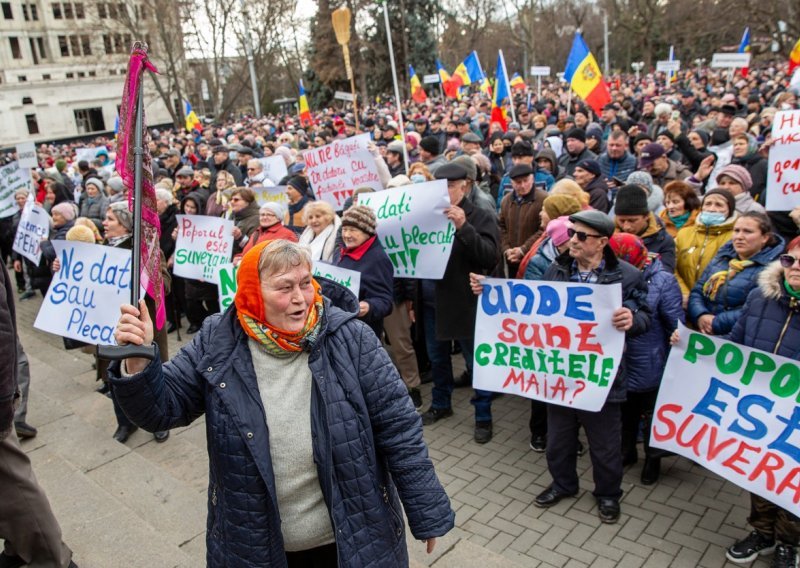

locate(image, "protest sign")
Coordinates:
74 147 104 164
215 260 361 312
0 161 32 218
472 279 624 411
707 142 733 188
652 323 800 514
251 186 288 209
259 155 289 185
312 261 361 298
304 134 382 210
217 263 238 311
13 203 49 264
766 110 800 211
173 215 234 284
16 141 37 168
34 241 131 345
357 180 454 279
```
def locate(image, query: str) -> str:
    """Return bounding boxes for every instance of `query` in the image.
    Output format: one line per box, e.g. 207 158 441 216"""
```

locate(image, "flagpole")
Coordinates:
97 41 155 362
499 50 517 124
667 45 675 85
383 3 408 174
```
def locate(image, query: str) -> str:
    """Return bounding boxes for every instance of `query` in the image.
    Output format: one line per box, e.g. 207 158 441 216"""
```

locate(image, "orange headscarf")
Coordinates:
235 240 323 353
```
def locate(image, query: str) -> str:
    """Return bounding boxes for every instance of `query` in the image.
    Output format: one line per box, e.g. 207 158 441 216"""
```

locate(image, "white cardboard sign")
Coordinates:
173 215 234 284
13 203 49 264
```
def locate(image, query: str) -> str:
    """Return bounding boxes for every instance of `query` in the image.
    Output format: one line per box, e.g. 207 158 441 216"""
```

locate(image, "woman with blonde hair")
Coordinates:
73 217 103 243
206 170 236 217
550 179 591 209
299 201 341 262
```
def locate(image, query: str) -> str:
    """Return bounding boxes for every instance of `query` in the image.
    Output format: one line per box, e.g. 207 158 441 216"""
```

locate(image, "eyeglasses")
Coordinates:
567 228 603 241
780 255 800 268
230 197 242 203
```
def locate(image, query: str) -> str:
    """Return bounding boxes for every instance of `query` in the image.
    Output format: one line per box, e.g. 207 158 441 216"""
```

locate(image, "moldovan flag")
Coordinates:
739 27 751 78
448 51 485 95
789 37 800 75
298 80 313 127
437 60 456 98
409 65 427 103
564 33 611 115
490 53 510 131
510 73 526 90
184 100 201 132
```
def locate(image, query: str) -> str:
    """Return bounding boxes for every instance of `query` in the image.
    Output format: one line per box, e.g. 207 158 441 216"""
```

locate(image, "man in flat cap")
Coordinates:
535 209 650 525
498 164 548 276
419 163 500 444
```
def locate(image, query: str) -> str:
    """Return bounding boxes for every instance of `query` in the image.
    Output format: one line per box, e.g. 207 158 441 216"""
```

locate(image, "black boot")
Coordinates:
641 457 661 485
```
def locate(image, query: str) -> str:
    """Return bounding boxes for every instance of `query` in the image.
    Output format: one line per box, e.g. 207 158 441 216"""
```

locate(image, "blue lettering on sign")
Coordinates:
480 282 596 321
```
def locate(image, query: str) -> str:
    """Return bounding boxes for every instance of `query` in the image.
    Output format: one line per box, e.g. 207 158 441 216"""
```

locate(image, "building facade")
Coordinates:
0 0 177 147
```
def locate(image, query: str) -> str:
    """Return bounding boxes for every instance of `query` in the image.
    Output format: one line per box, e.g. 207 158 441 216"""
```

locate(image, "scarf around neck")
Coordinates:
702 258 755 301
234 239 324 357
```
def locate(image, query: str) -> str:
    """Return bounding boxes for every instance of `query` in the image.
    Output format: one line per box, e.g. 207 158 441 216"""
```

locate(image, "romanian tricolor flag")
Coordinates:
479 77 492 98
739 27 751 78
298 80 312 127
184 100 201 132
437 60 455 98
789 37 800 75
564 33 611 115
510 73 525 90
490 52 510 131
447 51 485 95
409 65 427 103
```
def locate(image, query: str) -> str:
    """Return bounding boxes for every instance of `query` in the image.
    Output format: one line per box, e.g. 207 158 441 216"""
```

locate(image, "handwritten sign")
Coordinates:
652 324 800 514
34 241 131 345
357 180 454 279
259 155 289 185
16 141 38 169
766 110 800 211
472 279 624 411
13 203 49 264
251 186 288 208
312 261 360 297
0 162 32 219
173 215 234 284
304 134 382 211
216 263 237 311
74 147 105 164
216 260 360 311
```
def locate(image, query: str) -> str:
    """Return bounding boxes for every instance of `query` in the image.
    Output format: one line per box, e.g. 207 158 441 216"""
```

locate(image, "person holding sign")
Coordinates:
670 236 800 566
419 163 500 444
689 212 784 336
108 240 454 566
100 203 171 444
333 205 393 338
534 210 650 524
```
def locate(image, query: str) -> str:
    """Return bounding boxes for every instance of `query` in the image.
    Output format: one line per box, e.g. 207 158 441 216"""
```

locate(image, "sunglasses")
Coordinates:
780 254 800 268
567 228 603 242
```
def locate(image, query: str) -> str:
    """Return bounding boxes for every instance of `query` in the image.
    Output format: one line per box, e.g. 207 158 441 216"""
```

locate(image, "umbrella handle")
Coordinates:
96 344 156 362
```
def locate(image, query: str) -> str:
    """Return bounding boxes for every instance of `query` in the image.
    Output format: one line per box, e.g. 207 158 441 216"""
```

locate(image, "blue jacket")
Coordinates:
108 280 454 568
523 238 558 281
334 237 394 338
622 258 685 392
543 247 651 403
688 236 785 335
598 151 636 183
727 261 800 358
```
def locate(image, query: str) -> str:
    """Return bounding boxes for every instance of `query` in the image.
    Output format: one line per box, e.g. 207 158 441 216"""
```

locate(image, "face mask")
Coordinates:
410 174 425 184
699 211 726 226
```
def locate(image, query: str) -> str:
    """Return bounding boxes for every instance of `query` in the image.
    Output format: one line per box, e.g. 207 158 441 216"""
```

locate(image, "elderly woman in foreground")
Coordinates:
109 240 454 567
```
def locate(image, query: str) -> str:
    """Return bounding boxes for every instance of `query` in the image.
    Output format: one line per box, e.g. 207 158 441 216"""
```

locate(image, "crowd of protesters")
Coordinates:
3 60 800 567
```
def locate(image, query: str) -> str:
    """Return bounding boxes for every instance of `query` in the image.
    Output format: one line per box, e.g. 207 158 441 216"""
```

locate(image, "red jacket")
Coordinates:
239 223 298 258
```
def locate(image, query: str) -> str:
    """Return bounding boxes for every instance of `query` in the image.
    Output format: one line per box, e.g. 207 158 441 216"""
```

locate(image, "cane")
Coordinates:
98 42 157 362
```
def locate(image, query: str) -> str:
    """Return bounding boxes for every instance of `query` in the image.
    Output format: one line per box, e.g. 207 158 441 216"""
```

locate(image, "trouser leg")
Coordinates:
0 429 72 568
529 399 548 437
382 304 421 389
546 405 580 494
423 306 453 410
14 339 30 424
580 403 624 500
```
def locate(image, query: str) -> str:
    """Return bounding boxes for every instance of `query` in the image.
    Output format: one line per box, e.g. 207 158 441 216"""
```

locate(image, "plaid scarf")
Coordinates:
702 258 754 301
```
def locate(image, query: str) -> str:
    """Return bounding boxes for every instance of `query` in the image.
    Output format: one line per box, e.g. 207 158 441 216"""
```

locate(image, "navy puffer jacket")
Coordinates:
108 279 454 567
727 261 800 357
688 236 785 335
621 258 685 392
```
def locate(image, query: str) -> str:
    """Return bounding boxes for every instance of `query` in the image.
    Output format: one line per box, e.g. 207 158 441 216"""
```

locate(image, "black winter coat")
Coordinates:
435 196 500 340
543 247 651 403
108 280 455 567
0 265 17 440
159 204 178 259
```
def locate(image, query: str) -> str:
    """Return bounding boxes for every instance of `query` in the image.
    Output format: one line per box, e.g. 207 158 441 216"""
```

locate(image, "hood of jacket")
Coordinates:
181 190 207 213
758 260 789 301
